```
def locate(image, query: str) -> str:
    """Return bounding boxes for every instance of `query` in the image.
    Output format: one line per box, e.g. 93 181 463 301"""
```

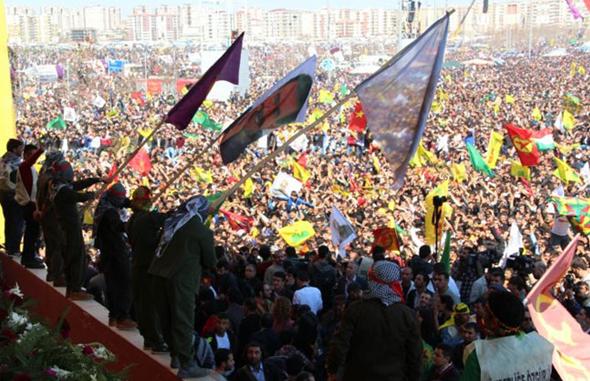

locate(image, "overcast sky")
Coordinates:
9 0 473 15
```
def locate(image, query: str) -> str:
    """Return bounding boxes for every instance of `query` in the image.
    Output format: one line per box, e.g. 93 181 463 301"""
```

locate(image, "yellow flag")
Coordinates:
243 178 254 198
450 163 466 183
578 65 586 76
431 101 443 114
510 160 531 180
279 221 315 247
557 143 580 156
505 94 515 104
308 109 323 123
388 201 396 211
425 180 452 245
34 152 46 173
190 166 213 184
570 62 577 77
562 110 576 130
485 131 503 169
292 161 310 183
250 226 259 238
532 107 542 121
410 142 437 167
553 157 581 184
318 89 334 104
138 128 153 139
142 176 150 187
202 99 214 108
372 155 381 173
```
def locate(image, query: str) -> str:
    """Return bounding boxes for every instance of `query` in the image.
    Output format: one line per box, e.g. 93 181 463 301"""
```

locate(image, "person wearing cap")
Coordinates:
326 260 422 381
0 139 24 257
94 182 135 330
439 303 472 347
148 195 217 379
461 291 553 381
50 160 106 300
126 186 168 352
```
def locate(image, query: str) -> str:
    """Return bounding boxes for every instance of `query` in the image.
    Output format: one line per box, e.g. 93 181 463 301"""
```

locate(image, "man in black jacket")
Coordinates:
51 161 106 300
94 182 135 330
234 341 282 381
327 260 422 381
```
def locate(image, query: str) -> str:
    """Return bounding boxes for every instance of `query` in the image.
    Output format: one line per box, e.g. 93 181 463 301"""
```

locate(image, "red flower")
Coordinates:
82 345 94 356
46 368 57 378
1 328 17 343
13 373 31 381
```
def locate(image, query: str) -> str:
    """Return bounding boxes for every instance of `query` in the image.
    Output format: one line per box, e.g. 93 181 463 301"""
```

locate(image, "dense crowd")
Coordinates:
2 33 590 380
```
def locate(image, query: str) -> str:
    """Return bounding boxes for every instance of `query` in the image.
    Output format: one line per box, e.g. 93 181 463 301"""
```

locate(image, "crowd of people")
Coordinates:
2 31 590 380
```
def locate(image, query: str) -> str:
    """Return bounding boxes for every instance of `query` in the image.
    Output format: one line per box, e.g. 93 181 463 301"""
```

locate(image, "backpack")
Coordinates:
193 333 215 369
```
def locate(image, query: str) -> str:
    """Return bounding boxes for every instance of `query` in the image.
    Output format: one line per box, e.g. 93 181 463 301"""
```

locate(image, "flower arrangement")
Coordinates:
0 283 125 381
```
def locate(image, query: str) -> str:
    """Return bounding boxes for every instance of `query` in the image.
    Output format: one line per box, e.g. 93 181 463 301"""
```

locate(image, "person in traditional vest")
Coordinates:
126 186 168 352
461 291 554 381
50 161 106 300
36 152 66 285
94 182 136 330
14 144 45 268
148 195 217 379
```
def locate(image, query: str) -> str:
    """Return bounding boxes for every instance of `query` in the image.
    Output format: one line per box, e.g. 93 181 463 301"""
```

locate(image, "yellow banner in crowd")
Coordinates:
485 131 503 169
424 180 452 245
279 221 315 247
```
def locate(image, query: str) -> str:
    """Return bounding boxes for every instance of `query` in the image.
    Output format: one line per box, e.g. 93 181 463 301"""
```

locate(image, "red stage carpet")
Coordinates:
0 253 200 380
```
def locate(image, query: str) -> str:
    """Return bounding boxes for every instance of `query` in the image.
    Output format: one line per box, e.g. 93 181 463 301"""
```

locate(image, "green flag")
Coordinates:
47 116 66 130
440 231 451 273
465 137 494 177
193 110 222 132
339 83 348 97
183 132 199 140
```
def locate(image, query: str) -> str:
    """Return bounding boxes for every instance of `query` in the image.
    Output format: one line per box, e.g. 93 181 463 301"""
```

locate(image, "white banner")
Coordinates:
63 107 78 122
330 206 356 257
270 172 302 198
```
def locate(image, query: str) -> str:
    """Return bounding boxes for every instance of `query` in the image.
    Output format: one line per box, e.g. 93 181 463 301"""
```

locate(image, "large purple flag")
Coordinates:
165 33 244 130
219 56 316 164
565 0 583 20
355 13 450 189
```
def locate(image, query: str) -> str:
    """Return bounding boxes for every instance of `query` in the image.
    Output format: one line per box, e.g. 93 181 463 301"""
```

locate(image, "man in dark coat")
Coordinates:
148 195 217 379
51 161 104 300
327 260 422 381
94 182 135 330
36 152 66 284
234 341 283 381
127 186 167 351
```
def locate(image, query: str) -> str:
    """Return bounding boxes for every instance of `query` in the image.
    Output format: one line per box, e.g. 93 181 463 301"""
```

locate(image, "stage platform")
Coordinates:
0 253 217 381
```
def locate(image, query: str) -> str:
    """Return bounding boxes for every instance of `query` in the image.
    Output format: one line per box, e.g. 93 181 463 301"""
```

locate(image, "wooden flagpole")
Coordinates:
209 91 356 211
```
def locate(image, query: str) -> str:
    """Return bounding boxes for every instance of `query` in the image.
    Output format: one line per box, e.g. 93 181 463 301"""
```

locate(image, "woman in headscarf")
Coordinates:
94 182 135 330
326 260 422 381
148 195 218 379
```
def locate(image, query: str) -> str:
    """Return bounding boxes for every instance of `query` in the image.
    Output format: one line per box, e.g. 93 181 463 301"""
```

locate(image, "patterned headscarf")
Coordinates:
93 182 127 238
155 195 210 258
368 260 404 306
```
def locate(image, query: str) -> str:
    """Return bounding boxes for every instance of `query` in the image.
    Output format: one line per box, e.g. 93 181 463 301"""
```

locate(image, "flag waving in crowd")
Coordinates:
505 123 540 166
219 55 316 164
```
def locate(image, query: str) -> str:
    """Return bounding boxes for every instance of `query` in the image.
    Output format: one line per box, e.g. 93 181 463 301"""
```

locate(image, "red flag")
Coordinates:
526 235 590 380
297 152 308 168
129 148 152 176
348 102 367 133
130 91 145 106
372 227 400 252
505 123 541 166
220 209 253 231
585 0 590 12
106 163 119 190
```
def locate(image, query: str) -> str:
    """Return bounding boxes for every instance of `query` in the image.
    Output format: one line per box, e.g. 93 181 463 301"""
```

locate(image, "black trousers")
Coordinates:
104 256 132 321
21 203 40 263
